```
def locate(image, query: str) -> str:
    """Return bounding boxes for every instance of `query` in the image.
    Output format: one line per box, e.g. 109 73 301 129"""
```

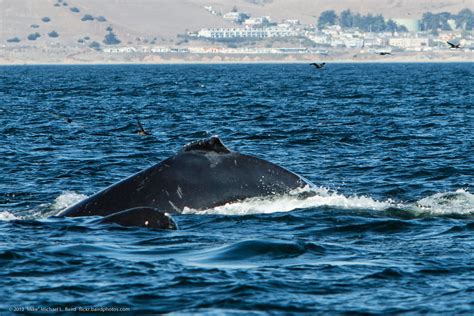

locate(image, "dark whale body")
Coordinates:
96 207 177 230
59 137 309 228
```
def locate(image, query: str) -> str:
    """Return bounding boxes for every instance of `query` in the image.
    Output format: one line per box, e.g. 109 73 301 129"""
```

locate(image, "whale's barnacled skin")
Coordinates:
59 137 309 219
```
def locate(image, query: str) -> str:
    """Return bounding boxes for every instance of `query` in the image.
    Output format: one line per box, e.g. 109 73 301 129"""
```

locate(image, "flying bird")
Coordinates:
309 62 326 69
447 41 460 49
377 52 392 56
136 119 151 136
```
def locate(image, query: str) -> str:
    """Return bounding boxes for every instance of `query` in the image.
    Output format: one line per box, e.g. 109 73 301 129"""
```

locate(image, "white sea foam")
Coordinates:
182 186 474 217
183 186 393 215
0 211 20 221
25 191 88 219
24 188 474 219
412 189 474 216
51 191 88 212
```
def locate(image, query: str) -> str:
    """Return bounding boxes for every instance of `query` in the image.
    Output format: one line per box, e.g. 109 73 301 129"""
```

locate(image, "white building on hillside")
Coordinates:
284 19 300 25
197 26 297 39
389 37 431 49
305 31 330 45
223 12 240 21
103 47 137 53
223 12 249 23
244 16 271 27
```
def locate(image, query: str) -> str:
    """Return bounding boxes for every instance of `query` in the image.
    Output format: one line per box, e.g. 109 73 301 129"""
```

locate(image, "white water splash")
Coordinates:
182 186 474 217
183 186 393 215
51 191 88 212
10 188 473 220
413 189 474 216
0 211 20 221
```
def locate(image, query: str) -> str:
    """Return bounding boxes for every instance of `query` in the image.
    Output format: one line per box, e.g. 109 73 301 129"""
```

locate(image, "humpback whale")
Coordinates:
59 137 309 229
96 207 177 229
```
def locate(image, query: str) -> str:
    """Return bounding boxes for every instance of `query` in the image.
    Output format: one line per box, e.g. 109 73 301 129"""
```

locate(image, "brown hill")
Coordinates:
208 0 472 22
1 0 472 47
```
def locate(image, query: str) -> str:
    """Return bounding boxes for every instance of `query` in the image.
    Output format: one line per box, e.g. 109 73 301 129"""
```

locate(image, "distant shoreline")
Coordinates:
1 57 473 66
2 46 473 65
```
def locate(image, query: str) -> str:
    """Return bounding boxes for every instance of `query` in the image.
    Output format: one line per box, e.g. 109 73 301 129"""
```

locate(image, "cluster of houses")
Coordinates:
305 24 474 51
102 46 328 55
102 6 473 55
191 7 472 51
306 25 429 51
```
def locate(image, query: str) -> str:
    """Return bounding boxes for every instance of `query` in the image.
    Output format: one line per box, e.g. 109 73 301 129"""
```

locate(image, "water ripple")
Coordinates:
0 63 473 313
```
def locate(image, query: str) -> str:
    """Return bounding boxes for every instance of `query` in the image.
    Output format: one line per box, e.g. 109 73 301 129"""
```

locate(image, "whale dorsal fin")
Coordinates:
182 136 231 154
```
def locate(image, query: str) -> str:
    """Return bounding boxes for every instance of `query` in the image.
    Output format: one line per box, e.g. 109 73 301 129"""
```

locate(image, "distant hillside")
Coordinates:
0 0 234 47
1 0 472 47
206 0 472 22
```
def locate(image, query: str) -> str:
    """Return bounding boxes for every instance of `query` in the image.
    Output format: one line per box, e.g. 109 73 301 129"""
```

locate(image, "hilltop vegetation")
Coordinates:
421 9 474 33
317 8 474 33
318 10 407 32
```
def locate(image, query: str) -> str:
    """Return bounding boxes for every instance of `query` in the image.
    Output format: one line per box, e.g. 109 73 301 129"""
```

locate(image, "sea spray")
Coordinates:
183 187 474 217
51 191 88 212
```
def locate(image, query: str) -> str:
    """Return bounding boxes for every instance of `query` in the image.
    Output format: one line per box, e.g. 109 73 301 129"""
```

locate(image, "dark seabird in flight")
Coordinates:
447 41 461 49
136 119 151 136
377 52 392 56
309 62 326 69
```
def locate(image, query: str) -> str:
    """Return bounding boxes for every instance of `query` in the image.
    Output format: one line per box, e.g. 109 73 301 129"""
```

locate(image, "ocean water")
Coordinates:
0 63 473 314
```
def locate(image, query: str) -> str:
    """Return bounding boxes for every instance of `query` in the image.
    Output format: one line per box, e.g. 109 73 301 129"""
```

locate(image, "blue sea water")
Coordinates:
0 63 473 314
